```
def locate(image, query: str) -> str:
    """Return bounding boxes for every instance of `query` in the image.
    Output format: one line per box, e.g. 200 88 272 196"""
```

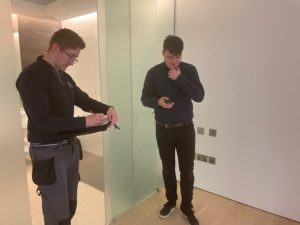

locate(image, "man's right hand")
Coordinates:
85 113 107 127
158 97 174 109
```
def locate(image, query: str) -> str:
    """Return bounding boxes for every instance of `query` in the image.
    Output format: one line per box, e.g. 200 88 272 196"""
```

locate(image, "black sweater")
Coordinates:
141 62 205 123
16 56 109 143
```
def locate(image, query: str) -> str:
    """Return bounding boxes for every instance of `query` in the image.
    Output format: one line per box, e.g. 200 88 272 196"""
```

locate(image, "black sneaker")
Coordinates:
159 202 176 219
183 212 199 225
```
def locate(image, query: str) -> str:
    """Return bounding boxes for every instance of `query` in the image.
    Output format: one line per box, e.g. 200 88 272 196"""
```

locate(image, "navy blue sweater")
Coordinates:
16 56 109 143
141 62 205 123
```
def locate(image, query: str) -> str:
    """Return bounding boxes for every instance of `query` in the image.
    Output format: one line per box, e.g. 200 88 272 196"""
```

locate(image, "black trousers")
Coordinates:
156 122 195 213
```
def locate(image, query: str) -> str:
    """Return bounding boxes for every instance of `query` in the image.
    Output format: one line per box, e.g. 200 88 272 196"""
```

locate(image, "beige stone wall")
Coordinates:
18 15 60 68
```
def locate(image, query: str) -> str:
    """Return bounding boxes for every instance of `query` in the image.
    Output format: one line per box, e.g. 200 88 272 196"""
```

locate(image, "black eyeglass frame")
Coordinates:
63 49 79 63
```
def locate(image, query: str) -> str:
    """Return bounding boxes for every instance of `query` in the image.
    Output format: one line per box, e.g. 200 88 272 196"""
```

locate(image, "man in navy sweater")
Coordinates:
16 28 118 225
141 35 205 225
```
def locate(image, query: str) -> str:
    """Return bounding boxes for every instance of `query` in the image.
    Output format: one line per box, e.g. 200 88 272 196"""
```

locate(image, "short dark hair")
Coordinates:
163 35 184 56
48 28 86 50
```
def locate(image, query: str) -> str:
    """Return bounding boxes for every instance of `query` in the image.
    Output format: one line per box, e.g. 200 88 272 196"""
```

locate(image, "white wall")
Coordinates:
176 0 300 221
0 0 31 224
60 0 96 20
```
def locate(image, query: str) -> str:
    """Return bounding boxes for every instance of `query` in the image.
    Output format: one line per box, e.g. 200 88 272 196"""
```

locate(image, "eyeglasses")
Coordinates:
63 49 79 63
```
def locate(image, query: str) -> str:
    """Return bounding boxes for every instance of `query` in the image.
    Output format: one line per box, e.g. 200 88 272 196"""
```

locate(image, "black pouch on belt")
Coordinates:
72 137 83 160
32 157 57 185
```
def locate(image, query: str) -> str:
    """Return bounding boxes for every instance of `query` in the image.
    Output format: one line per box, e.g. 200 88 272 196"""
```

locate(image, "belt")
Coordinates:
31 139 72 148
156 121 193 129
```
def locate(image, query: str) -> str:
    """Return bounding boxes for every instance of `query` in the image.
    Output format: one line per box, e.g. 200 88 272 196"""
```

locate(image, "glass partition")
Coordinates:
131 0 175 203
102 0 133 221
100 0 175 222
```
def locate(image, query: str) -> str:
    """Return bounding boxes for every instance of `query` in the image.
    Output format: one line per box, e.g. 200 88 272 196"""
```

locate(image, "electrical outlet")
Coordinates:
197 154 208 162
197 127 205 135
208 156 216 165
209 129 217 137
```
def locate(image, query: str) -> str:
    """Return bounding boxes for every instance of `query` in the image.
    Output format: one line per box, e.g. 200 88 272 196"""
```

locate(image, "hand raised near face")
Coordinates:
168 67 181 80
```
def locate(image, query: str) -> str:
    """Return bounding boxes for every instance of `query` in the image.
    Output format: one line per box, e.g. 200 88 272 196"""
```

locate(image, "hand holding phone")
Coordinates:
158 97 174 109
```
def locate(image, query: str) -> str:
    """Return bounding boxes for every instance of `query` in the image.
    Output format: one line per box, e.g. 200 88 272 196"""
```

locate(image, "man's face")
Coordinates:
55 47 81 71
162 49 182 69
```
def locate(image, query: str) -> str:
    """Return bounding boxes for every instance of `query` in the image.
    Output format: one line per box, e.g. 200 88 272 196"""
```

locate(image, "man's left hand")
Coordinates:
106 107 119 126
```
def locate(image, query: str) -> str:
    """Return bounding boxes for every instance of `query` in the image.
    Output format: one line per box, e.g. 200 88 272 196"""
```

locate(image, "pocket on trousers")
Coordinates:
32 156 57 185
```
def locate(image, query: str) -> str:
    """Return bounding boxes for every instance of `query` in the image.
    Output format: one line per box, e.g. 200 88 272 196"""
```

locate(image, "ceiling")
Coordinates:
21 0 58 5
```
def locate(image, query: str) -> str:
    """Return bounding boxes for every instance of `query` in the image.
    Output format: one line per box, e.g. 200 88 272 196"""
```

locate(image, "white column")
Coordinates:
0 1 31 224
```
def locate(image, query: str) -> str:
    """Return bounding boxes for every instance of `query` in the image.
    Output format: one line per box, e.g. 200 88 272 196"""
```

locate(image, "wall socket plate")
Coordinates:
197 154 208 162
209 129 217 137
208 156 216 165
196 153 216 165
197 127 205 135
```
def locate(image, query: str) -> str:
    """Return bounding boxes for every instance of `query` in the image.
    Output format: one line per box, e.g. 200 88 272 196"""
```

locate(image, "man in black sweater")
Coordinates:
16 28 118 225
141 35 204 225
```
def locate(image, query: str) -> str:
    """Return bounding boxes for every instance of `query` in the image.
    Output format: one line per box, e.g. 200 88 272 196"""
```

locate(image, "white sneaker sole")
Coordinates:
159 207 176 219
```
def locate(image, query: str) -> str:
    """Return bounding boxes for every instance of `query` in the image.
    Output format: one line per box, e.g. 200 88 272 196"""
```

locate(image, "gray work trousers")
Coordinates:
29 139 81 225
